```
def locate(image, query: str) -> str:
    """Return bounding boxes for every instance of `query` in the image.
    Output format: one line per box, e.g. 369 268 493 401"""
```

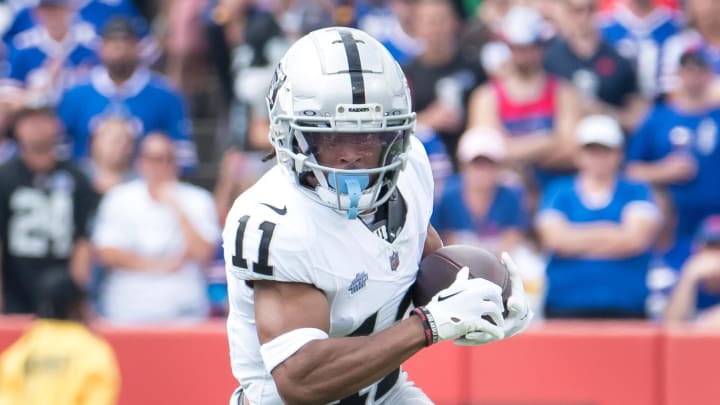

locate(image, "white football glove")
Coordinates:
455 252 534 346
420 266 506 344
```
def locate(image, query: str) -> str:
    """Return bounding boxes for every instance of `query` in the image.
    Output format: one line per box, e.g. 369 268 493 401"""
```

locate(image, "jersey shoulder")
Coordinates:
223 167 322 284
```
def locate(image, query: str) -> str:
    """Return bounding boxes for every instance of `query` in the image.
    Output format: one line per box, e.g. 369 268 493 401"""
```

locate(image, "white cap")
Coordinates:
457 127 506 163
577 115 624 148
500 6 544 46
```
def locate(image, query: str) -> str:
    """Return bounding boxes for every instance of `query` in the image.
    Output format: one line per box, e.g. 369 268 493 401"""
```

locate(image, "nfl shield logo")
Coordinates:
389 251 399 271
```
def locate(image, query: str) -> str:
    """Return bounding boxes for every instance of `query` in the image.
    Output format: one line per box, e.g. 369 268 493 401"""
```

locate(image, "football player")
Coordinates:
222 27 533 405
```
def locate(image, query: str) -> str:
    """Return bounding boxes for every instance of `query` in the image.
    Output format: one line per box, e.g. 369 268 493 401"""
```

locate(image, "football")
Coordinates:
411 245 511 315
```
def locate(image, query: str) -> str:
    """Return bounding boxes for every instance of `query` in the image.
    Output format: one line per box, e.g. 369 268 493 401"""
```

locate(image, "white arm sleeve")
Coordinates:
259 328 329 373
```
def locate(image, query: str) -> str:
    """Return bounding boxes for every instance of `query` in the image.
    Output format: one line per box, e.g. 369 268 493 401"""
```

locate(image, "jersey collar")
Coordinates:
90 65 150 99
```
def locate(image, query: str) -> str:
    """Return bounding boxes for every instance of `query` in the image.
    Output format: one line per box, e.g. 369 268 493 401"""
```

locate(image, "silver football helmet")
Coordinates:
266 26 416 219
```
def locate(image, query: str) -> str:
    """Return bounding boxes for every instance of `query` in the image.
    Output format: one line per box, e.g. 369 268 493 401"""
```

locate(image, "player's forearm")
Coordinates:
273 317 426 405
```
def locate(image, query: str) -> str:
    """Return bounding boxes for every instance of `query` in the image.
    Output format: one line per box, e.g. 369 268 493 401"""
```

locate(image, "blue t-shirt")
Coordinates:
431 174 528 245
57 67 197 172
599 6 681 97
3 0 148 45
539 176 656 313
5 24 99 95
627 104 720 244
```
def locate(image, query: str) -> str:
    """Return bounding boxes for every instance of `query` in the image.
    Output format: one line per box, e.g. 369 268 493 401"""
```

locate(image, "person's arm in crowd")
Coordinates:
93 189 186 274
69 238 92 287
537 81 580 169
625 153 697 185
155 184 217 262
466 85 555 162
664 251 720 322
583 93 649 133
96 247 185 274
537 206 659 258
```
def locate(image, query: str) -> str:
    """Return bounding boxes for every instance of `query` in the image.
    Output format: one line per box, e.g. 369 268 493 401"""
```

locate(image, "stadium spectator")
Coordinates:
160 0 210 98
661 0 720 91
468 5 580 191
536 115 661 318
599 0 682 98
57 16 197 173
626 48 720 267
93 133 218 324
1 0 99 106
664 215 720 323
431 127 528 254
403 0 487 169
0 268 120 405
545 0 647 131
0 106 98 314
357 0 422 66
82 116 135 194
2 0 157 64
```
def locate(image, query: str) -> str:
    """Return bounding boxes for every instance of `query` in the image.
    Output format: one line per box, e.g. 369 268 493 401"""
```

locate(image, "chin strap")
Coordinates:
328 173 370 219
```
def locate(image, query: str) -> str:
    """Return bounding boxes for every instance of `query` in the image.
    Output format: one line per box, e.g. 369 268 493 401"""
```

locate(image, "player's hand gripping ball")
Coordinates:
412 245 511 310
412 246 532 345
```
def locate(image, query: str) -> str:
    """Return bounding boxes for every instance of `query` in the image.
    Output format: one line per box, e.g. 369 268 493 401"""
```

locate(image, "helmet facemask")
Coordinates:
296 129 409 219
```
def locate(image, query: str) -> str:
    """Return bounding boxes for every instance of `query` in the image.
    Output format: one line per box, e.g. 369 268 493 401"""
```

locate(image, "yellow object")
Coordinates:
0 320 120 405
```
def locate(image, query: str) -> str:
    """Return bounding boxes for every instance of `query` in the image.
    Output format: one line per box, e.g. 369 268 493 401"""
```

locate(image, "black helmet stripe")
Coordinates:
338 29 366 104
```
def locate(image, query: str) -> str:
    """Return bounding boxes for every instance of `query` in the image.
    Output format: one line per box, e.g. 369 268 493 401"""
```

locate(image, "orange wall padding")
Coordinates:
1 317 719 405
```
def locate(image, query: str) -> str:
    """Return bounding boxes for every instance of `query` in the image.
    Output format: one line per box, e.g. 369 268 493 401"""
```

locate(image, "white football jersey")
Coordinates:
223 136 434 405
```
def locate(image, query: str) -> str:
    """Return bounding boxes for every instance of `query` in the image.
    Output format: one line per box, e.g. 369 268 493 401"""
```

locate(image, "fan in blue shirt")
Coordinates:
599 1 682 97
431 128 528 254
665 215 720 323
57 17 196 172
626 49 720 266
537 115 661 318
2 1 100 104
3 0 148 45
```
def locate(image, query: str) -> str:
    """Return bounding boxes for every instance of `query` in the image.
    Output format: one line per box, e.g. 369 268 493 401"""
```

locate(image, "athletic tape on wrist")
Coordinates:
260 328 329 373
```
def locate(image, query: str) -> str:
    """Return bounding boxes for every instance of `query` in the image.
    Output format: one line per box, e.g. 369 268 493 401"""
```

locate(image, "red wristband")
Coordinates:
412 307 434 347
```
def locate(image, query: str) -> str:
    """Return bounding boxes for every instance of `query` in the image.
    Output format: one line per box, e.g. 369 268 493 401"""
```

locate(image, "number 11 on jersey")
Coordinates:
232 215 277 276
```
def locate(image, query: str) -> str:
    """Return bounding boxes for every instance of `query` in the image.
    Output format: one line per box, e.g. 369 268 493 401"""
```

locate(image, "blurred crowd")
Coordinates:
1 0 720 327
